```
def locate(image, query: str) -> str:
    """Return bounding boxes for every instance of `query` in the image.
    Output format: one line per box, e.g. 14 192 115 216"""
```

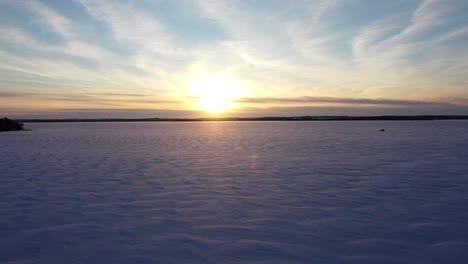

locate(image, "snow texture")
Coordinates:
1 121 468 264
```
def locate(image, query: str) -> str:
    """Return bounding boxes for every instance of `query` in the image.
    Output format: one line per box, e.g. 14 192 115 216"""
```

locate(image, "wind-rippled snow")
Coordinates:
1 121 468 264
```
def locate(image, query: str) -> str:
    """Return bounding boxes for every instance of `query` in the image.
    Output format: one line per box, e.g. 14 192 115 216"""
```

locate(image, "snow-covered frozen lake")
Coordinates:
1 121 468 264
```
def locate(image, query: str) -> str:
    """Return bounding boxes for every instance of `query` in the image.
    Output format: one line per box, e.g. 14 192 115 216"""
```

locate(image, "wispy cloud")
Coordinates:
235 96 457 107
14 0 75 40
75 0 169 48
0 90 181 105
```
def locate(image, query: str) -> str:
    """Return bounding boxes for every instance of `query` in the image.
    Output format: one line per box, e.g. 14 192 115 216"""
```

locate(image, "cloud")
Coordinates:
0 90 181 105
75 0 169 47
13 0 74 40
235 96 456 107
31 108 202 119
0 91 19 97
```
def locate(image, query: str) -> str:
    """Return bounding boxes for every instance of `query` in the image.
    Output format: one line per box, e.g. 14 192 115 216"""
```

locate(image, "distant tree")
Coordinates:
0 117 25 131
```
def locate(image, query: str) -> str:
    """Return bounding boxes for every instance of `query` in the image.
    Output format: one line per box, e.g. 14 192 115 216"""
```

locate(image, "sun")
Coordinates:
188 75 247 113
197 94 234 113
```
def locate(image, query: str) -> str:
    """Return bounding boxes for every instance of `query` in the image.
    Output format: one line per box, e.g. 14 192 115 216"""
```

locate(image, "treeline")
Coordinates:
0 118 25 131
18 115 468 123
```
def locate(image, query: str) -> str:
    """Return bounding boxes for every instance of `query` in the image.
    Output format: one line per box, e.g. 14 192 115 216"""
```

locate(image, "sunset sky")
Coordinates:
1 0 468 118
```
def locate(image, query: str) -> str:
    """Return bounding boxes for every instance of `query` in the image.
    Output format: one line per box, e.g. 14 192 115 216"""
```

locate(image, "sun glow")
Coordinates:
188 75 247 113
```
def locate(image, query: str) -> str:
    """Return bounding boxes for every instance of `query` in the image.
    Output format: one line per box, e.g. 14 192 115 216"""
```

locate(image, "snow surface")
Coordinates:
1 121 468 264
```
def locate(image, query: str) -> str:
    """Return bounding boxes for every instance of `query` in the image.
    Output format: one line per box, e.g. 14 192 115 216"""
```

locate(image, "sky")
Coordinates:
0 0 468 118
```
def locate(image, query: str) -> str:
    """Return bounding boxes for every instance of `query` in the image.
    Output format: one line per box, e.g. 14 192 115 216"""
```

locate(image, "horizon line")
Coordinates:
15 115 468 123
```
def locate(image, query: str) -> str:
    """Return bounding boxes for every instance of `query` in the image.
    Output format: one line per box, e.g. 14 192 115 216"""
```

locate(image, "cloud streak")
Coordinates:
235 96 457 107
